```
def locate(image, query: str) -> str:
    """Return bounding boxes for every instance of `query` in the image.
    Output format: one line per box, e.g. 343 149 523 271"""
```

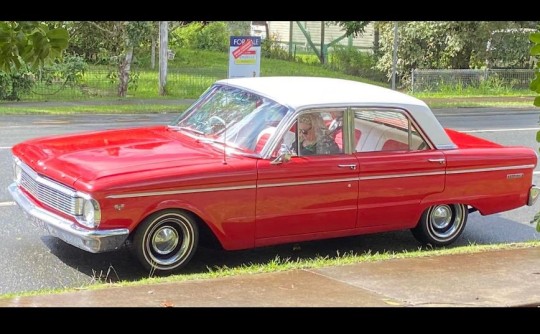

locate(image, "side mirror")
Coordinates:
270 144 293 165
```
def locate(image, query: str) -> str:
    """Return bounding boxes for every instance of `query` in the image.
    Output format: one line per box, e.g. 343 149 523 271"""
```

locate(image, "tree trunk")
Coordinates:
264 21 269 39
373 23 380 58
118 46 133 97
151 34 156 70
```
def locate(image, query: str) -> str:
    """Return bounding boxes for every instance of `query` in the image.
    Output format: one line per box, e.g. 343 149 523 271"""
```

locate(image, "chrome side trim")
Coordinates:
258 177 358 188
107 184 256 199
109 177 360 198
8 183 128 253
106 164 536 199
359 171 445 180
446 164 536 175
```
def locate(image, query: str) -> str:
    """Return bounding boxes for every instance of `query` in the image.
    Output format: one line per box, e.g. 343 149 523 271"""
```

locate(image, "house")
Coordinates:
251 21 376 54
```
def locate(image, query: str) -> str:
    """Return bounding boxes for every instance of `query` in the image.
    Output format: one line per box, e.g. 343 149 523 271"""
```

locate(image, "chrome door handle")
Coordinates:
428 158 445 164
338 164 357 170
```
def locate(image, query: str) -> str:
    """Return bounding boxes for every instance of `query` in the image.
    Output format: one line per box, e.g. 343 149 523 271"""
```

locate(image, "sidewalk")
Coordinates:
1 246 539 307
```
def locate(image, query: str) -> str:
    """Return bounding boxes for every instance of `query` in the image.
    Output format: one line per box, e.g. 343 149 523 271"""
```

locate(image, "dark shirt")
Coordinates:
293 135 341 156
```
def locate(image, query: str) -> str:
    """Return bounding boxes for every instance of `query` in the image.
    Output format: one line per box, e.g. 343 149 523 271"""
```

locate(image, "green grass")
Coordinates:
13 48 389 103
415 89 534 98
3 47 535 110
1 240 538 300
0 101 191 115
425 100 536 109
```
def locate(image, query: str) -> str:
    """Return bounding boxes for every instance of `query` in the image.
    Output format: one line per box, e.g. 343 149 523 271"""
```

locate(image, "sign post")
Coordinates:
228 36 261 78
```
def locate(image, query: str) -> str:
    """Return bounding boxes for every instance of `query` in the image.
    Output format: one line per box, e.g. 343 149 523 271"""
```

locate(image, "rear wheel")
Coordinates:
411 204 468 246
132 209 199 274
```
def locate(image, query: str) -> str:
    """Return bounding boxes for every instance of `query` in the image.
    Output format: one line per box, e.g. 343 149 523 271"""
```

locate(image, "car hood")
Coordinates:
12 126 227 187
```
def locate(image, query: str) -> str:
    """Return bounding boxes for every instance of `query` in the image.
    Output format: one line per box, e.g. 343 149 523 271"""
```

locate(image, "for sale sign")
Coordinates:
228 36 261 78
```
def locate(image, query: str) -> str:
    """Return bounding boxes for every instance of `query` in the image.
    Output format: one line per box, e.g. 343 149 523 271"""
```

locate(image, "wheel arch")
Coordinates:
130 200 225 250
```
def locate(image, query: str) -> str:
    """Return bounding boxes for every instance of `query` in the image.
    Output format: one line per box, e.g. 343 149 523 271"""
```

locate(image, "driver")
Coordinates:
293 113 340 156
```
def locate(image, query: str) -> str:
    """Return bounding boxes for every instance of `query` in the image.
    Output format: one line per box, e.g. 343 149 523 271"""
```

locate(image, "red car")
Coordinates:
9 77 540 274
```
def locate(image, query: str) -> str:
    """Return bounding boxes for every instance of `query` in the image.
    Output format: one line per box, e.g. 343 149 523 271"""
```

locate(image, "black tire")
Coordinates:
132 209 199 274
411 204 468 246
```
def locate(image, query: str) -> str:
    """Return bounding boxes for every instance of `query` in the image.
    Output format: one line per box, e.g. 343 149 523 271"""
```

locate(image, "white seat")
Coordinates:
255 127 295 154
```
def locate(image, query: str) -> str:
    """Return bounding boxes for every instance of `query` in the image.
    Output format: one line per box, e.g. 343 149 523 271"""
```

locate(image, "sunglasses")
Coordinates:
300 127 312 135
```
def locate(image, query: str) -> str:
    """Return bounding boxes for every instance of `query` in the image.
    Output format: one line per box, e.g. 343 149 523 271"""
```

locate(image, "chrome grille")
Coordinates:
19 164 81 216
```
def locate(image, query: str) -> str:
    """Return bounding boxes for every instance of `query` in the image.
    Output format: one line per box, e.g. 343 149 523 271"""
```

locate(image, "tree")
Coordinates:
0 21 68 72
332 21 370 37
69 21 152 97
375 21 539 88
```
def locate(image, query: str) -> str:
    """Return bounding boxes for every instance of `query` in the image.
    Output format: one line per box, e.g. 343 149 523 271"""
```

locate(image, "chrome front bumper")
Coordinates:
8 183 129 253
528 185 540 206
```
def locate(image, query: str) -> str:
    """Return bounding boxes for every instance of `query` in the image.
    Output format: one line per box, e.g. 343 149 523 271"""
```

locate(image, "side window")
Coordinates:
291 109 344 156
352 108 429 152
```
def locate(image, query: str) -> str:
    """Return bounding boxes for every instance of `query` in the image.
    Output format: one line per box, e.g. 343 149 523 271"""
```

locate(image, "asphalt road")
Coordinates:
0 109 539 295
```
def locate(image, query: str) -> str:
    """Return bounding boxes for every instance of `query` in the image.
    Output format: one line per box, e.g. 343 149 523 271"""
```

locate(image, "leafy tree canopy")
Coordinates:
375 21 539 88
0 21 68 72
332 21 370 37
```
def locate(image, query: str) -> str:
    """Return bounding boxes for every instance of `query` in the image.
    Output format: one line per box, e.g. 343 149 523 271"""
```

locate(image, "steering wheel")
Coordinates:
206 115 227 135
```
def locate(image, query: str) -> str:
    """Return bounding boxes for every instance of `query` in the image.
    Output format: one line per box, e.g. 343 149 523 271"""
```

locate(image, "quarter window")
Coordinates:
352 108 429 152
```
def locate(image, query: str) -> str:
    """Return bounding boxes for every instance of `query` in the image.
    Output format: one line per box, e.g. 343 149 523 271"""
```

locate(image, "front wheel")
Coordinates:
132 209 199 274
411 204 468 247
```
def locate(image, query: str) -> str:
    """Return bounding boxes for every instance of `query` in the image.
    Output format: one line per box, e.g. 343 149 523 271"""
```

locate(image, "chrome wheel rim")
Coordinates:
144 213 194 269
151 226 179 255
428 204 465 241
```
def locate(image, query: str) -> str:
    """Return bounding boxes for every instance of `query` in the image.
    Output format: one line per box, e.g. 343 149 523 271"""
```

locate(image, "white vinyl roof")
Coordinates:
217 76 427 110
216 76 456 150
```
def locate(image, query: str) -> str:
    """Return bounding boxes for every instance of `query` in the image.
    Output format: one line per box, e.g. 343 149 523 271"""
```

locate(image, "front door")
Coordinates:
256 155 359 239
255 109 359 240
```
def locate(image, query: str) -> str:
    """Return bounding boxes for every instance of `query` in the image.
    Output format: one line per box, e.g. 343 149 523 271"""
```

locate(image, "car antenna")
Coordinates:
222 124 227 165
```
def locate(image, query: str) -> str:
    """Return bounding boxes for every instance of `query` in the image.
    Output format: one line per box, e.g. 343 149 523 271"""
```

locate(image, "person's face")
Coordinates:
299 122 312 138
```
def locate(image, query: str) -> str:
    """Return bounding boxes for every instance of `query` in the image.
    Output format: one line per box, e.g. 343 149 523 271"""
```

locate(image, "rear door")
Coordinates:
351 108 446 228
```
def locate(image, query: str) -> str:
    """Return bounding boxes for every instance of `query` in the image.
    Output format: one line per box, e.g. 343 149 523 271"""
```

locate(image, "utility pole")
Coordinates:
320 21 325 64
159 21 168 96
391 21 399 90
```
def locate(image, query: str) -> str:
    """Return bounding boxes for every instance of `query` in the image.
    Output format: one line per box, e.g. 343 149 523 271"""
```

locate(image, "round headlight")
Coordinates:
79 198 101 228
83 200 95 221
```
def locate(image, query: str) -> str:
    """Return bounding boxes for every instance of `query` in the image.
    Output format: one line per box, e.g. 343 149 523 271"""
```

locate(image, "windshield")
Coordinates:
171 84 290 154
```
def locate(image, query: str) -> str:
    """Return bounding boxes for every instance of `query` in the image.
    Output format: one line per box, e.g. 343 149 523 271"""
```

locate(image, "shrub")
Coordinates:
38 55 88 87
261 33 290 60
0 70 36 101
171 22 229 52
327 46 386 82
